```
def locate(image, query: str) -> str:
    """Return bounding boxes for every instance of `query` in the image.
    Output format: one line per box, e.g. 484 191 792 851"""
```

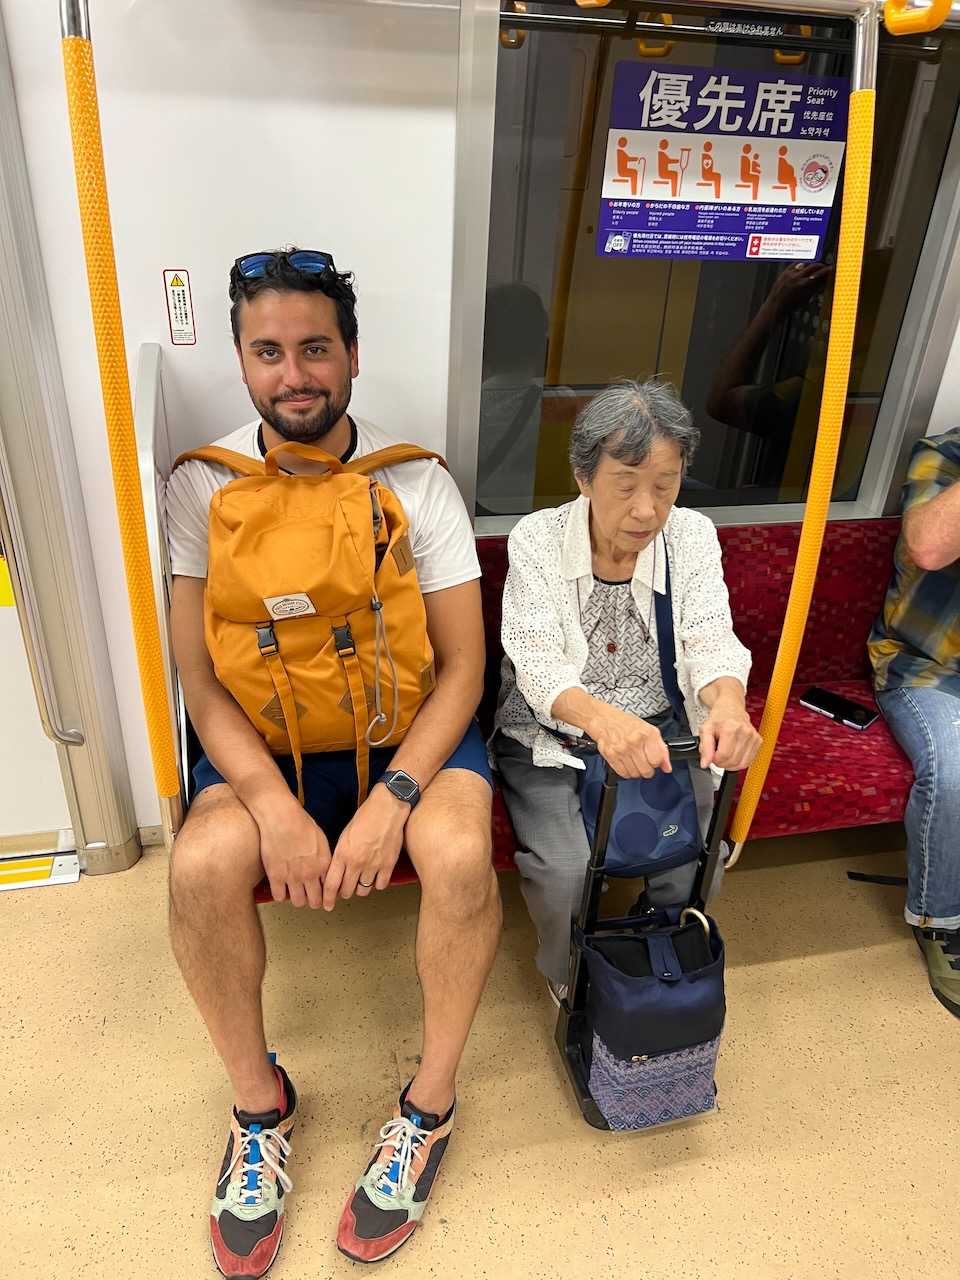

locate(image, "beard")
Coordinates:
254 375 353 444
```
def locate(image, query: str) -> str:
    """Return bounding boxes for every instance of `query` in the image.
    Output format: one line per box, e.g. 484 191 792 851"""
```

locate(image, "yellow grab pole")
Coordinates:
60 2 181 801
726 87 875 860
727 2 951 861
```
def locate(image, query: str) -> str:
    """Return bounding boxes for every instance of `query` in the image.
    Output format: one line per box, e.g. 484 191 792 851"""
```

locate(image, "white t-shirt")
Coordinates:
163 416 481 594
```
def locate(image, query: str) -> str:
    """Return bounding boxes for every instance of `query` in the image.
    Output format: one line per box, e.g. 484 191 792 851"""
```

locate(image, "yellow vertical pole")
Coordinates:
727 15 878 859
729 1 951 859
60 1 181 803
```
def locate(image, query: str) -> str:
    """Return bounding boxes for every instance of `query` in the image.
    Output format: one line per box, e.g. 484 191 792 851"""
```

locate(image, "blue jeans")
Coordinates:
877 685 960 929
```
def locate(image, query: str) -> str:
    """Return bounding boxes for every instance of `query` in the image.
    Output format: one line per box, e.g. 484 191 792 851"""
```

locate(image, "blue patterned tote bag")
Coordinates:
578 907 725 1130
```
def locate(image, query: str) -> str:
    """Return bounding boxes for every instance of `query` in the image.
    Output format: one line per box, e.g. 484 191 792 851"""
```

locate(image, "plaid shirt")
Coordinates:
869 429 960 696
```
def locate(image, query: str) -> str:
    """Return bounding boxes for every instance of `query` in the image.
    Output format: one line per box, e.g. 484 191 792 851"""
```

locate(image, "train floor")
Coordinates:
5 823 957 1280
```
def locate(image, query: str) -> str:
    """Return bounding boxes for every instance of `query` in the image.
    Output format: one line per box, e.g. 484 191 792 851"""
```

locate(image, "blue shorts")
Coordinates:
191 719 492 841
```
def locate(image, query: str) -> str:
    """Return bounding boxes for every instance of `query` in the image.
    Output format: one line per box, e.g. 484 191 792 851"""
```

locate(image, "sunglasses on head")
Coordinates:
233 249 336 280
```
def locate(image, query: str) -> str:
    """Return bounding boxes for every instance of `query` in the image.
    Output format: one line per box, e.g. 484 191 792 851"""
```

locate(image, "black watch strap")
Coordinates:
381 769 421 808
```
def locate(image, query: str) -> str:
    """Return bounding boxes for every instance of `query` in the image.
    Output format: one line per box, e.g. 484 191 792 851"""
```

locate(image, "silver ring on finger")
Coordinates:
358 877 375 889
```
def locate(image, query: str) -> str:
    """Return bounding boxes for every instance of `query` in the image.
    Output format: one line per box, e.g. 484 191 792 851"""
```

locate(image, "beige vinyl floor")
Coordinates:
4 823 958 1280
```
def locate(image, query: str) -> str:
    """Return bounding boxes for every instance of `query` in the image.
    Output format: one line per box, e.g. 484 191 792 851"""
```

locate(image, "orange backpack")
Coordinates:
172 441 444 805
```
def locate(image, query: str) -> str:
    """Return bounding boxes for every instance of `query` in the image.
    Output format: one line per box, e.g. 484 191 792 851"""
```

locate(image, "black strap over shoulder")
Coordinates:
653 540 686 725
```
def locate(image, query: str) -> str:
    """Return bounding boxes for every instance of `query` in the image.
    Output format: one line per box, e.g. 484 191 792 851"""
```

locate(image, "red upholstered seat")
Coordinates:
476 517 910 852
718 519 912 839
253 515 910 902
742 680 911 838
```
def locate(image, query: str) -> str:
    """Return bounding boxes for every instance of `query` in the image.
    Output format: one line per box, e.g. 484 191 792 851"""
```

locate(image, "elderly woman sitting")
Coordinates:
492 379 762 999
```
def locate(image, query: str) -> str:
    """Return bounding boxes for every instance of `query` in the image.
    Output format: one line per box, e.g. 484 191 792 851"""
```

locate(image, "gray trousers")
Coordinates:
493 731 722 985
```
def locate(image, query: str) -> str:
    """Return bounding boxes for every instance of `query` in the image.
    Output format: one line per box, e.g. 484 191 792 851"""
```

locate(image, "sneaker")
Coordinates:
336 1085 455 1264
210 1060 297 1279
913 926 960 1018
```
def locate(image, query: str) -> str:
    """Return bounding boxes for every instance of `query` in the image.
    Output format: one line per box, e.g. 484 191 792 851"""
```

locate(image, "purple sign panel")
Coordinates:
598 63 849 261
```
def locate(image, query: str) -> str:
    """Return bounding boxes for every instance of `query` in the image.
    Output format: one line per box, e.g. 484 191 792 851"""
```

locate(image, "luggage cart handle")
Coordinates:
583 736 738 888
577 733 701 777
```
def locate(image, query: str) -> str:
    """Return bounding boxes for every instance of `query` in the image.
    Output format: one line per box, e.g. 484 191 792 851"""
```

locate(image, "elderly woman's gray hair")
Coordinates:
569 379 700 484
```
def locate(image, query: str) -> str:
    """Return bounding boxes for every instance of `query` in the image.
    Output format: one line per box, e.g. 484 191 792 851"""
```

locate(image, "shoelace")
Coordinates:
372 1115 430 1197
225 1123 293 1206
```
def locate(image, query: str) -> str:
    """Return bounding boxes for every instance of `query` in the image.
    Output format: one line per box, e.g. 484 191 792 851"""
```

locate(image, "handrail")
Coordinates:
576 0 865 17
498 9 864 51
0 466 84 748
59 0 181 803
501 0 527 47
636 11 674 56
515 0 960 29
885 0 952 31
775 23 814 62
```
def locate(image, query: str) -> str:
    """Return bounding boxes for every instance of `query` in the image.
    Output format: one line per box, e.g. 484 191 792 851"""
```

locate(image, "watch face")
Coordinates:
390 773 419 802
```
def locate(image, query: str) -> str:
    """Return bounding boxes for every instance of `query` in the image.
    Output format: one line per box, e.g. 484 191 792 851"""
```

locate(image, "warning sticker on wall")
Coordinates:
163 269 197 345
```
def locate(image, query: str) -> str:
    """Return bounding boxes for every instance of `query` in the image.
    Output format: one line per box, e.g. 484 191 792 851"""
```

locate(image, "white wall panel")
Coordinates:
2 0 460 824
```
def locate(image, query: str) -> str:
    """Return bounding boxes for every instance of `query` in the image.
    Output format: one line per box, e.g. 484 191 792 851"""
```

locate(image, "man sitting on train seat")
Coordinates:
870 428 960 1019
163 249 501 1275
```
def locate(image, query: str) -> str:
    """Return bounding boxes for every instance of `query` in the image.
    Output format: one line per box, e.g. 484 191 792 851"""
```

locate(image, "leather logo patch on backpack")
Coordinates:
260 692 307 726
391 535 415 576
338 685 376 715
263 593 317 620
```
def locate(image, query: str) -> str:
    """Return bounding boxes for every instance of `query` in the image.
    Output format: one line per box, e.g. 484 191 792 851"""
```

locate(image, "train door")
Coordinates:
0 532 75 889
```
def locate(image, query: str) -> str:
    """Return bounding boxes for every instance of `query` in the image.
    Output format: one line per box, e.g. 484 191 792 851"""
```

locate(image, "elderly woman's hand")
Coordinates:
588 705 672 780
699 680 762 771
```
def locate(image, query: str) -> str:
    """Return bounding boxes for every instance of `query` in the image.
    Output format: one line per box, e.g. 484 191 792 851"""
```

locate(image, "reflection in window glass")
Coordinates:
478 16 960 516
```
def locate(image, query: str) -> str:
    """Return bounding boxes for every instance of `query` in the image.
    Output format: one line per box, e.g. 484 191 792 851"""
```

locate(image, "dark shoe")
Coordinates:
913 926 960 1018
336 1085 454 1264
210 1059 297 1279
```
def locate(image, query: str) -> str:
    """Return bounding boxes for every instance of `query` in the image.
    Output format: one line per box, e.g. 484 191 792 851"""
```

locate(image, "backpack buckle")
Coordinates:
332 623 356 657
256 623 279 657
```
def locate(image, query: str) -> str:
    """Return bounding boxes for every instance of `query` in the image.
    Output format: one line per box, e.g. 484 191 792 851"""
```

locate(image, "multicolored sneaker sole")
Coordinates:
337 1087 454 1264
210 1059 297 1279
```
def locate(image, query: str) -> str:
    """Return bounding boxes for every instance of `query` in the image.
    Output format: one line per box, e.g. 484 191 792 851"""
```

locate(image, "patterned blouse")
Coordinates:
579 579 669 719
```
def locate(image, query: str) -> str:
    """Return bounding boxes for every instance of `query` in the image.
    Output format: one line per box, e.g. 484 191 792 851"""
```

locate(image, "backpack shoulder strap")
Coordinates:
172 447 267 478
343 445 448 476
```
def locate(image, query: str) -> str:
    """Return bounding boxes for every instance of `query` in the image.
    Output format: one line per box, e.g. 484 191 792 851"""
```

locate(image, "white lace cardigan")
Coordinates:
495 495 752 769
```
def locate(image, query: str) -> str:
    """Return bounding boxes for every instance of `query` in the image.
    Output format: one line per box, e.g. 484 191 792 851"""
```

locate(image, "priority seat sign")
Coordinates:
598 64 848 262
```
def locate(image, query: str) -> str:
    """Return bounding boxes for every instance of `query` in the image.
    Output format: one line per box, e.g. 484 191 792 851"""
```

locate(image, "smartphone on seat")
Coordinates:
799 686 880 731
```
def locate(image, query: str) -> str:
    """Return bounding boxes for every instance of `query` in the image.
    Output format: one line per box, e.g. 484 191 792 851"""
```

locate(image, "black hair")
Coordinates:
229 249 359 349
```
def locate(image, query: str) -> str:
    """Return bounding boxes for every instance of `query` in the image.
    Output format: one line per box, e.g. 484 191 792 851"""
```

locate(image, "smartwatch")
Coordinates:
380 769 421 809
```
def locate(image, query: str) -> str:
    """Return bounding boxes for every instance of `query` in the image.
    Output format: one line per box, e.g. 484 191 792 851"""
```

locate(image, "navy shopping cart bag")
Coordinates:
578 907 725 1130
